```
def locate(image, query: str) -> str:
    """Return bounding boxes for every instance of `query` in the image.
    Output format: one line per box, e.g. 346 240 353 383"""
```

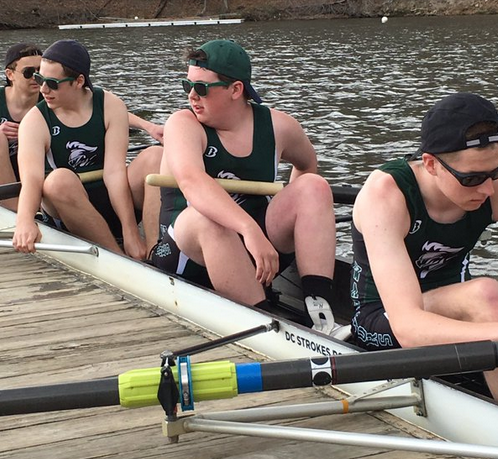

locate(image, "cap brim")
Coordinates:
243 82 262 104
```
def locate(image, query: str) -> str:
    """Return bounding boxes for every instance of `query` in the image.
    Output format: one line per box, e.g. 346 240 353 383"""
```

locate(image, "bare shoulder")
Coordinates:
19 106 48 136
103 89 127 110
269 107 303 133
354 168 410 234
166 108 199 125
165 109 205 138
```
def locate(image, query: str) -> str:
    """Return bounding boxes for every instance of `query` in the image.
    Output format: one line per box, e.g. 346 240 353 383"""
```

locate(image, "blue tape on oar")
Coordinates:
236 362 263 394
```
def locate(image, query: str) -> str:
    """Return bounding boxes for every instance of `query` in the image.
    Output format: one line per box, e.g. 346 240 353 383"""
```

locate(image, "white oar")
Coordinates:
146 174 284 196
0 240 99 256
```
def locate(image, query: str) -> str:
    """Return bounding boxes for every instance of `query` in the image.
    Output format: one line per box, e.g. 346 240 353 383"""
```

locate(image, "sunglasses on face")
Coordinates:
33 72 75 90
181 78 229 97
434 155 498 187
17 66 40 79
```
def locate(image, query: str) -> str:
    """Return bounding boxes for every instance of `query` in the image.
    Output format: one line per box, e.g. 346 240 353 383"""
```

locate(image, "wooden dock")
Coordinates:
58 18 243 30
0 248 460 458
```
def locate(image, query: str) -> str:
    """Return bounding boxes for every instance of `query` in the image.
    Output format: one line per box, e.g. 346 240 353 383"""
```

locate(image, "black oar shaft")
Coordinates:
331 185 359 205
0 182 21 201
256 340 498 391
0 377 119 416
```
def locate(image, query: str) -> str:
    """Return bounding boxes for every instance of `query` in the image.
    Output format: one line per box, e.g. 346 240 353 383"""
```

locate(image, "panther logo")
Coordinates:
415 241 464 279
66 141 98 168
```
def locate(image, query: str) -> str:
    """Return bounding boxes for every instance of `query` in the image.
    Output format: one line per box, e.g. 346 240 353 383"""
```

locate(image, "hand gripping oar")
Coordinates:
145 174 361 204
1 340 497 417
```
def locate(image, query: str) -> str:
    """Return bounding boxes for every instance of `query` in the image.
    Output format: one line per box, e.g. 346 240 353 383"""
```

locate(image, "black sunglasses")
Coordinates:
17 66 40 79
181 78 229 97
33 72 75 91
434 155 498 187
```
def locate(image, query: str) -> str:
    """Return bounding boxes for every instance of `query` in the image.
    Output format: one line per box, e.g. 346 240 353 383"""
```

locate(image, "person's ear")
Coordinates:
422 153 437 176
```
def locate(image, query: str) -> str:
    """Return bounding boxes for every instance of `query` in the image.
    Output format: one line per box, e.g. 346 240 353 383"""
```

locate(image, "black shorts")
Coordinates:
351 301 401 351
151 205 295 286
10 153 19 182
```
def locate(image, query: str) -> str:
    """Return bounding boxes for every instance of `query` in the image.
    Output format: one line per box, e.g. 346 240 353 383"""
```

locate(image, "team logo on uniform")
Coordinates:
415 241 464 279
205 146 217 158
0 117 8 124
66 141 98 168
52 126 61 136
409 219 422 234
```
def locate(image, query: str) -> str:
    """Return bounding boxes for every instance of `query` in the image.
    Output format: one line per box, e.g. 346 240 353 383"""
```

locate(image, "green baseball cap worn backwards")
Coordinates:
189 39 262 104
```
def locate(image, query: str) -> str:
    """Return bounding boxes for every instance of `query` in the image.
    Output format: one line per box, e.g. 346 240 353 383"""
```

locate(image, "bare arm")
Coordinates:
128 112 164 144
13 107 49 252
355 170 498 346
103 91 146 260
272 109 317 182
163 109 278 285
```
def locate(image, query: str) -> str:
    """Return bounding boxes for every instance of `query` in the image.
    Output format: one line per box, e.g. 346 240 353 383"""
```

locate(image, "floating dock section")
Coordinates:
59 18 243 30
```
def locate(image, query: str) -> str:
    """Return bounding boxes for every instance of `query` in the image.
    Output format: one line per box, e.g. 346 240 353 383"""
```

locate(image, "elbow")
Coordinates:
390 321 421 349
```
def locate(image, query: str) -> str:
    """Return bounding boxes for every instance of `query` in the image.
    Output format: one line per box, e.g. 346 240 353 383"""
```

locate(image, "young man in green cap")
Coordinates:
351 92 498 399
152 39 338 334
13 39 161 259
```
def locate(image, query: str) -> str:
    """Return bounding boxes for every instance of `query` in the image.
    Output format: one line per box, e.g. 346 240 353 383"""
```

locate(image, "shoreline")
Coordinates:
1 0 498 30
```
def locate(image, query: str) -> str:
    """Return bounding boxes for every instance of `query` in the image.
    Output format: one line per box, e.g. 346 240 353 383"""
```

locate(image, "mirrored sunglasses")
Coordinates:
18 66 40 79
181 78 229 97
434 155 498 187
33 72 75 91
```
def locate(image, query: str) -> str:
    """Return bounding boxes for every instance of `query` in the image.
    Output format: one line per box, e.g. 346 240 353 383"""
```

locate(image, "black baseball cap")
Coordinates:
4 43 43 68
419 93 498 155
42 39 94 91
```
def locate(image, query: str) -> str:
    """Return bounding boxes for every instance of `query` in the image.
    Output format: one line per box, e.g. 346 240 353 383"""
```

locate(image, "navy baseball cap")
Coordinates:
42 39 93 91
419 93 498 155
5 43 42 68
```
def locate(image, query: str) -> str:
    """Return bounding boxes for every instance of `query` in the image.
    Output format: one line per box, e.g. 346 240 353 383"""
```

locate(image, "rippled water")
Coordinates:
2 15 498 273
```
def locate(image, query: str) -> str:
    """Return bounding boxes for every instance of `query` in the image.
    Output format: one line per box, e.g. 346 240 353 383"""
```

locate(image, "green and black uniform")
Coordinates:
0 86 43 180
152 103 292 284
351 158 493 350
38 87 124 237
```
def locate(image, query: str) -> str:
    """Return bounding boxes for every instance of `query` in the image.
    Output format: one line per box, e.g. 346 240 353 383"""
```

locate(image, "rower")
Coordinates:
150 39 339 334
0 43 43 211
351 92 498 400
0 43 164 214
13 39 161 259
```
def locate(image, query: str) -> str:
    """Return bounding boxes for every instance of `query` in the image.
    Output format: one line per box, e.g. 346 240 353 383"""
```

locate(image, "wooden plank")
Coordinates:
0 251 460 459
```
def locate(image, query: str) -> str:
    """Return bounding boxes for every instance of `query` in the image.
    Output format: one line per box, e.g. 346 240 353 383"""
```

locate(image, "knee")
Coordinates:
469 278 498 322
293 173 333 206
137 146 162 172
43 169 83 202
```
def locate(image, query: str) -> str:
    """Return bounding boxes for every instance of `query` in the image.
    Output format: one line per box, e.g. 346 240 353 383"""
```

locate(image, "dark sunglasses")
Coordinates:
17 66 40 79
434 155 498 187
33 72 75 90
181 78 229 97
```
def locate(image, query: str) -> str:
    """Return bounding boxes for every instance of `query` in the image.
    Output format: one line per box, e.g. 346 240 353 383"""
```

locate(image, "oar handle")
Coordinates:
146 174 284 196
78 169 103 183
0 240 98 256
